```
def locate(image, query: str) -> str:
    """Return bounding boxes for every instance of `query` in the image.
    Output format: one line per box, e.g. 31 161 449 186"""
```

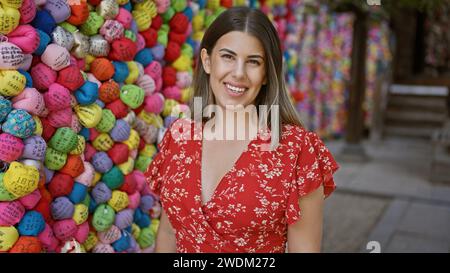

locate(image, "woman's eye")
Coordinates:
222 54 234 60
248 60 260 65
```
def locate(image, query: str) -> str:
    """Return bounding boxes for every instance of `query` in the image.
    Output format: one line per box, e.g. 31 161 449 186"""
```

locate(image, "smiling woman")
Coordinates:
145 6 339 253
200 31 267 108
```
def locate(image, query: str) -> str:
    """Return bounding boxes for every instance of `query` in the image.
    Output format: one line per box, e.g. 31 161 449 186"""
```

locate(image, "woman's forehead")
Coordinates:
213 31 265 57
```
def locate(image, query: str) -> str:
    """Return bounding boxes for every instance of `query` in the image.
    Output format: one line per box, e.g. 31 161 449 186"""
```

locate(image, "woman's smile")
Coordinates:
201 31 267 108
224 82 248 97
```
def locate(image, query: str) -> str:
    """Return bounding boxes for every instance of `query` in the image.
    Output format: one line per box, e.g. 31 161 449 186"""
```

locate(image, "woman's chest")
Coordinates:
160 142 296 230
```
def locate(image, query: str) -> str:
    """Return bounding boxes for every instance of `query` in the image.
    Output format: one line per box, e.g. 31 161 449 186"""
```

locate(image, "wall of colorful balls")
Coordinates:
0 0 391 253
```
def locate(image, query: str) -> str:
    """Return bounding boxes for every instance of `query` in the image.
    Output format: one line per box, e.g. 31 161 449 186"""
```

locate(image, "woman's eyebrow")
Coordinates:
218 48 264 60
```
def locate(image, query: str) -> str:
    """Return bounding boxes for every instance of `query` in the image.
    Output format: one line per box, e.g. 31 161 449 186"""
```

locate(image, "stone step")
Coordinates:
388 95 447 112
384 125 436 138
389 84 449 96
385 109 447 123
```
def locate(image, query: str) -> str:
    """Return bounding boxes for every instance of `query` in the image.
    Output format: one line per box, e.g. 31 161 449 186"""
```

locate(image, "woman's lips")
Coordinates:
224 82 247 97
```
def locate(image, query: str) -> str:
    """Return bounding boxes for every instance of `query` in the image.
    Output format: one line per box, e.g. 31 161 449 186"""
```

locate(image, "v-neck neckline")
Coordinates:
198 122 259 208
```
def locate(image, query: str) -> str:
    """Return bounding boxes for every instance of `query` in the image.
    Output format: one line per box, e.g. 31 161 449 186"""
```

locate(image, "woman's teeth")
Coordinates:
226 83 246 94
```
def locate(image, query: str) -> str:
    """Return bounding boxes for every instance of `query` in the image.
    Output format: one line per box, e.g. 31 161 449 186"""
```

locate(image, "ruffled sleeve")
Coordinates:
286 131 339 225
144 127 172 195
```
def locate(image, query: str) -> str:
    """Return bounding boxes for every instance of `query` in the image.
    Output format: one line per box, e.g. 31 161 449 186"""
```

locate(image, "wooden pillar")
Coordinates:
339 10 370 162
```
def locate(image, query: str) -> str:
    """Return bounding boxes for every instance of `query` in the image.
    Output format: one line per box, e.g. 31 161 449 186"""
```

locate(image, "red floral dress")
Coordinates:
145 119 338 253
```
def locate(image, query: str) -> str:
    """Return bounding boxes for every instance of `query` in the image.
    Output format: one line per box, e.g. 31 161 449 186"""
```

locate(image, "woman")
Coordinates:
145 6 338 253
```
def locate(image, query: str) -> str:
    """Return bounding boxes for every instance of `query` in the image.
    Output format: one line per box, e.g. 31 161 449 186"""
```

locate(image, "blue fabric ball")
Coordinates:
88 193 98 213
31 10 56 36
134 208 151 228
68 182 88 204
0 97 12 123
17 211 45 236
183 7 193 21
112 231 131 252
18 69 33 88
122 1 132 12
35 29 51 55
198 0 207 9
134 48 153 67
74 81 99 105
112 61 129 83
79 127 90 141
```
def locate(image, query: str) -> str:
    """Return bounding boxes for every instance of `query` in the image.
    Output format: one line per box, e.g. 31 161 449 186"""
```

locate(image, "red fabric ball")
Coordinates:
164 41 181 62
31 55 40 67
106 99 128 118
57 65 84 91
108 37 137 62
107 143 129 165
40 118 56 142
138 137 145 151
88 0 101 5
132 104 144 115
88 128 100 142
83 143 96 162
140 28 158 48
59 155 85 178
221 0 233 8
169 31 187 45
169 13 189 34
120 174 137 194
48 173 74 198
34 194 52 224
151 15 163 30
162 66 177 87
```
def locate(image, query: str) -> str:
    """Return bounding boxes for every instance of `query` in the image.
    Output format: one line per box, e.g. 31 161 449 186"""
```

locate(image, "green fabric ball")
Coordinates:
45 147 68 171
92 204 115 232
134 155 152 172
102 166 124 190
0 173 17 201
120 84 144 109
157 29 168 47
124 30 136 42
162 7 175 22
171 0 187 12
137 227 155 248
95 109 116 133
81 192 91 208
49 127 78 153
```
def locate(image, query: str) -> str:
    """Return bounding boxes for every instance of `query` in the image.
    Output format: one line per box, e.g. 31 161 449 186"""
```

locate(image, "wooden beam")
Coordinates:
346 10 368 144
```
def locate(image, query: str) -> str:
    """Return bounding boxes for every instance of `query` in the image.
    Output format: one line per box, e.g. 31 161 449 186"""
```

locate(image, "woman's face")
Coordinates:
201 31 267 109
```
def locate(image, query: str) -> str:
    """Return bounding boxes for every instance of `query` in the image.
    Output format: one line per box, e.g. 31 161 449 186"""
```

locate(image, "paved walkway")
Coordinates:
321 137 450 253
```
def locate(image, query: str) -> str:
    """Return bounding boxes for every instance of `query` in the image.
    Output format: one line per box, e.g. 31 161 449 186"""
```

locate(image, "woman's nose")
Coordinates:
232 60 246 80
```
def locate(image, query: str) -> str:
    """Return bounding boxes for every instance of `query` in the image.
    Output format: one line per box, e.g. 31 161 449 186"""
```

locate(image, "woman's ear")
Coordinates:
200 48 211 74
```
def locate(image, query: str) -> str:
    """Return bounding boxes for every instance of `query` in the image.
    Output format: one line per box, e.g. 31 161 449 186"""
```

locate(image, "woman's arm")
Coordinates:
287 185 325 253
154 208 177 253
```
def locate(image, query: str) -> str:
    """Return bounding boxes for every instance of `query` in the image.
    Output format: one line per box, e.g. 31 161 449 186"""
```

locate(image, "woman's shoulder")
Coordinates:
280 123 317 143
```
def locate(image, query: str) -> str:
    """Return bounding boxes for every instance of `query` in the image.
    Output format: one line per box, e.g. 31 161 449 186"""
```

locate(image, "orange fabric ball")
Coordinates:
59 155 85 178
90 58 115 81
99 80 120 103
9 236 42 253
67 0 89 26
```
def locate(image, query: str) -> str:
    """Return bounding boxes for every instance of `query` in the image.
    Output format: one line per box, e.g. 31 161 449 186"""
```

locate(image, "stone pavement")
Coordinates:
321 137 450 253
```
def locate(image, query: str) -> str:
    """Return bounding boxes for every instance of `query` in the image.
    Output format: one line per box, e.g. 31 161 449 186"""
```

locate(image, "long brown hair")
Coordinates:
190 6 302 135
